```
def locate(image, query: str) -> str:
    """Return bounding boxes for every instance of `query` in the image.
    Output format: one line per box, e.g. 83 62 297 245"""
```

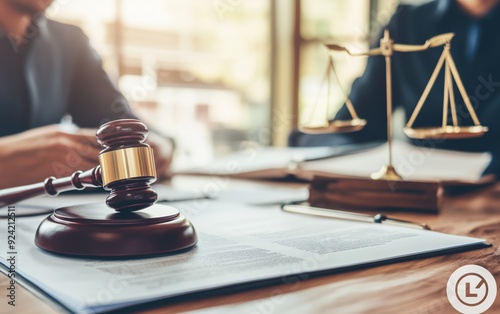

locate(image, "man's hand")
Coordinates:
0 125 174 189
0 125 101 189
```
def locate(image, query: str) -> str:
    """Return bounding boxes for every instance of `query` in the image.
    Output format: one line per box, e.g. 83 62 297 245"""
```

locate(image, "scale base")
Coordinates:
370 165 403 181
35 203 197 257
309 175 440 212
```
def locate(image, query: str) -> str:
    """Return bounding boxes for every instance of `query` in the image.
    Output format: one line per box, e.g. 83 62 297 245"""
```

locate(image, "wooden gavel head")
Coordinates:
96 119 158 212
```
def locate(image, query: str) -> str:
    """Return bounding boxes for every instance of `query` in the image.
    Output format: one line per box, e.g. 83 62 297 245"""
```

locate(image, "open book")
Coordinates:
177 140 491 183
175 141 381 179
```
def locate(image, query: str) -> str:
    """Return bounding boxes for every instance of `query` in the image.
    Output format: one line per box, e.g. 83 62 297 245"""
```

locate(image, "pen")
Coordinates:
281 204 430 230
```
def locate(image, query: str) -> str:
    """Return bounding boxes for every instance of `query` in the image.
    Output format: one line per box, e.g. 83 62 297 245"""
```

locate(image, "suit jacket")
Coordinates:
291 0 500 176
0 16 132 136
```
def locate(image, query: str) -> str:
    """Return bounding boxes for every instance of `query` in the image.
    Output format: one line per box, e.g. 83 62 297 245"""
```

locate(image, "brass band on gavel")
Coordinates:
99 147 156 186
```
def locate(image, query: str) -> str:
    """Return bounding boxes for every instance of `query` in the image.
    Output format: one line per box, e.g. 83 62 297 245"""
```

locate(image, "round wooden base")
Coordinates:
35 203 197 257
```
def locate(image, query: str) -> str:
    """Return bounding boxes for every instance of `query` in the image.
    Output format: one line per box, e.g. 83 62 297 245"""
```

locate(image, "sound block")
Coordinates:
35 203 197 257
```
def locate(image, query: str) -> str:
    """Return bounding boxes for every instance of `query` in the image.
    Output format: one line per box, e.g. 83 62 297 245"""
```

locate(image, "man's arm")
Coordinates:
67 29 133 127
65 28 173 179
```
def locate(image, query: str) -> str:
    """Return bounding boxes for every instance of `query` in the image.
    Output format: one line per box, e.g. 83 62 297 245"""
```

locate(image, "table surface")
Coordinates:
1 176 499 314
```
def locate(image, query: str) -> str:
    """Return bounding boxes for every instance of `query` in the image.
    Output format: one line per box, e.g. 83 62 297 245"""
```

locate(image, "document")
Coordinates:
301 141 491 182
177 141 491 182
0 200 489 313
176 142 380 179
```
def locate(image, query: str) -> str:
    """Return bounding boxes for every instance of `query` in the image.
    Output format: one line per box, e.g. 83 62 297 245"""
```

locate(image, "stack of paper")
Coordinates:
0 200 489 313
177 141 491 182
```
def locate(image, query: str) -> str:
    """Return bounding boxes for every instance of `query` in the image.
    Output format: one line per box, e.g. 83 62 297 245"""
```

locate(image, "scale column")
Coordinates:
371 30 403 180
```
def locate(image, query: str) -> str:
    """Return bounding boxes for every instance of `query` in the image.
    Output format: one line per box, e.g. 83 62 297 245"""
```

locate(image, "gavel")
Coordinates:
0 119 197 257
0 119 158 212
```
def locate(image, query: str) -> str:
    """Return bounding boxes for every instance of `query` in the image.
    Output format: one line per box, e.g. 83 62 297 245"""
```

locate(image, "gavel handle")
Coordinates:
0 166 103 208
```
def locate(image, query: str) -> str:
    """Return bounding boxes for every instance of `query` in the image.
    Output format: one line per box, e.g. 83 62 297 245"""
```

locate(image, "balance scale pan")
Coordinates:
300 119 366 134
403 125 488 139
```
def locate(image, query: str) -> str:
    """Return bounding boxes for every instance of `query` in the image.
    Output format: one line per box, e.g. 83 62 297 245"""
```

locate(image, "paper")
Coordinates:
1 184 209 217
175 141 490 182
0 193 107 217
176 143 380 179
0 200 488 313
300 141 491 181
177 178 308 205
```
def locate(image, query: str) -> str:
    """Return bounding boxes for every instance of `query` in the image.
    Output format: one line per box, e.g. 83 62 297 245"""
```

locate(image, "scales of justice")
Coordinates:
302 30 489 211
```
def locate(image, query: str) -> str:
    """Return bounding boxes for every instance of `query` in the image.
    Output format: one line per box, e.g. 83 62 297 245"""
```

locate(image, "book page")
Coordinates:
301 141 491 181
0 200 488 313
175 143 380 179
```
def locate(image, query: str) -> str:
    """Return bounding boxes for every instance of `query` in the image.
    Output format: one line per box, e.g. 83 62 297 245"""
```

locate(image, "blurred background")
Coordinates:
49 0 424 168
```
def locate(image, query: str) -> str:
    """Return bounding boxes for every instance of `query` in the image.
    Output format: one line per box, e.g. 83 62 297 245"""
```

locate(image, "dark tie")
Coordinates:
465 22 480 62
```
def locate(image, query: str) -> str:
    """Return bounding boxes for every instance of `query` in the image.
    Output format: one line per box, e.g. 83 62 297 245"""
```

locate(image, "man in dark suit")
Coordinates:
0 0 172 188
291 0 500 177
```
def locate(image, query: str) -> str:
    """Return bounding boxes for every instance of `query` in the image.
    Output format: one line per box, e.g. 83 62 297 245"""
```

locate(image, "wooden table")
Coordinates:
1 177 499 314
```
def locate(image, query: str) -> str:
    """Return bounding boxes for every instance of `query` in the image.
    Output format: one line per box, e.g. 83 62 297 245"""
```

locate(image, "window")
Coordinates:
51 0 271 168
50 0 401 162
297 0 398 126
